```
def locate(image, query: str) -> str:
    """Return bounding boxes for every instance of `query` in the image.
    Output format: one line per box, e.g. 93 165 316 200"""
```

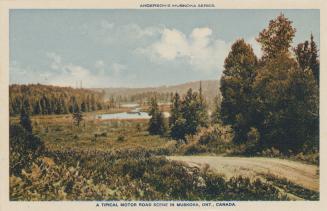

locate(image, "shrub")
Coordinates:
10 124 45 176
180 124 234 155
182 143 208 155
10 148 290 201
261 147 281 157
116 135 126 142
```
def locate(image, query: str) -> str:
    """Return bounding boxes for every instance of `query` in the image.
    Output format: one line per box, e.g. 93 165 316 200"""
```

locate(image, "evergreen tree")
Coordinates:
9 84 105 116
251 15 319 152
294 34 319 85
169 92 186 140
211 95 222 124
220 39 257 143
253 54 318 151
169 88 209 140
197 81 209 127
180 88 208 138
72 106 83 127
256 13 296 61
81 101 87 112
148 97 166 135
20 98 32 133
309 34 320 85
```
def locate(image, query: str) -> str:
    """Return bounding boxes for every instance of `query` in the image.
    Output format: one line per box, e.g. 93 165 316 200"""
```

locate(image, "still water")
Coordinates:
96 111 150 120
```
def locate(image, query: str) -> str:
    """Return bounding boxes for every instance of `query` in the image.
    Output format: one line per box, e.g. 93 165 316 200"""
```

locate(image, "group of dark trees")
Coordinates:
148 83 209 140
9 84 105 116
219 14 319 152
10 101 44 176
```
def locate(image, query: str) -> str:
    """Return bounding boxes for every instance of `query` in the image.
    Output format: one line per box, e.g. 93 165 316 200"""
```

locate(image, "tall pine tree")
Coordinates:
220 39 257 143
169 92 186 140
148 97 166 135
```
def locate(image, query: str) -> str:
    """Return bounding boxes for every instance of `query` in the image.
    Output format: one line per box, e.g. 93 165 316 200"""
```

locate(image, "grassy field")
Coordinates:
11 112 174 153
9 110 319 201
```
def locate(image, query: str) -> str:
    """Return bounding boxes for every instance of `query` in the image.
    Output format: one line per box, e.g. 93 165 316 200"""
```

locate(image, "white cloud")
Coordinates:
137 27 231 74
137 27 264 74
65 64 89 77
121 23 161 39
152 28 189 60
44 52 128 87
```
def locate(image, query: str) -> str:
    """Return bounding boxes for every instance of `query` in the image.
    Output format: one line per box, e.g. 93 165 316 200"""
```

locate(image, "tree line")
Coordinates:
219 14 319 152
147 14 319 154
9 84 105 116
148 82 209 140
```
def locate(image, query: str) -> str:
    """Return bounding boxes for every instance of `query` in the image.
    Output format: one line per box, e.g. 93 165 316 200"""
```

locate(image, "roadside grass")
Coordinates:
10 149 288 201
9 113 319 200
261 173 319 200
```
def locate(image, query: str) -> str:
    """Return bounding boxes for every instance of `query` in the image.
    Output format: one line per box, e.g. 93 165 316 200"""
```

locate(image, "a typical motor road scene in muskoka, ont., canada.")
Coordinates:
8 9 319 201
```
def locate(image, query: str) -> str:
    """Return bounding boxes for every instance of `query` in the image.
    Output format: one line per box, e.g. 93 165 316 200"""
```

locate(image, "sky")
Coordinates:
10 9 319 88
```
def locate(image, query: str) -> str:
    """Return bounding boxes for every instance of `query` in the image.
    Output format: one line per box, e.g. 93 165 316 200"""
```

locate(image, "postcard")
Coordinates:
0 0 326 211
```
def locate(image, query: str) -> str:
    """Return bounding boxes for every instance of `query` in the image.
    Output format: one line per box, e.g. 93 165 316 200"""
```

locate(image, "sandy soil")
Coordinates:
167 156 319 192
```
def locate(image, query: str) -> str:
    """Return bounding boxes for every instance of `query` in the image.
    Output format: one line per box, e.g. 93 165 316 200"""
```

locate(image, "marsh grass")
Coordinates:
26 114 171 153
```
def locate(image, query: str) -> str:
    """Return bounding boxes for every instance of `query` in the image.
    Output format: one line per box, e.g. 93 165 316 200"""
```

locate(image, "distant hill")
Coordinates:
93 80 220 105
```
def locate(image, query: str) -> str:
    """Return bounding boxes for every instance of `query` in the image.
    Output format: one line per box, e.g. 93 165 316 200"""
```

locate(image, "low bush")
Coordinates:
10 149 288 201
10 124 45 176
116 135 126 142
263 173 319 200
179 124 234 155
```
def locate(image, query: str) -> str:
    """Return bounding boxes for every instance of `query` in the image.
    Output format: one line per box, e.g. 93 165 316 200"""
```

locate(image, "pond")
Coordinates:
96 110 170 120
96 111 150 120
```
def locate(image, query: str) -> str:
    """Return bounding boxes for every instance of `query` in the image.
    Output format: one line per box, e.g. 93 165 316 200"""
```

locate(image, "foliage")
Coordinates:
219 14 319 153
211 95 222 124
256 13 296 60
182 88 209 136
20 98 33 133
148 97 167 136
169 92 186 140
262 173 319 200
180 124 234 155
252 54 318 151
169 87 209 140
116 134 126 142
72 109 83 127
10 124 44 176
220 39 257 143
294 34 320 85
10 148 288 201
10 84 105 116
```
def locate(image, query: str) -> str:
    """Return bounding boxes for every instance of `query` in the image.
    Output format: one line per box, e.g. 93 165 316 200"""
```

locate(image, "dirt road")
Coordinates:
167 156 319 192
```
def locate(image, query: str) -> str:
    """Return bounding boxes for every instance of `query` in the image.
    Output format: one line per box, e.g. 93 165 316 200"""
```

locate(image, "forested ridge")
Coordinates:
9 84 105 116
95 80 219 105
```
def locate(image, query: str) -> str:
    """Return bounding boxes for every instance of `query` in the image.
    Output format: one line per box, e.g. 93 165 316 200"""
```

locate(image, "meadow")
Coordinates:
9 110 319 201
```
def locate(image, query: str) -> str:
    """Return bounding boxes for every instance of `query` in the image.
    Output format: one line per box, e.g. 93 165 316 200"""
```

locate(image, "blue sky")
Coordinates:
10 9 319 88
